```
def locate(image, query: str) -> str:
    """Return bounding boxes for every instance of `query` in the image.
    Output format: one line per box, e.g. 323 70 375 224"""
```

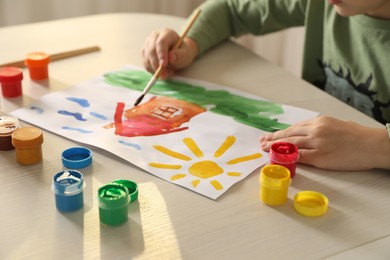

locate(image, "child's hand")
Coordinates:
142 28 199 79
260 116 390 170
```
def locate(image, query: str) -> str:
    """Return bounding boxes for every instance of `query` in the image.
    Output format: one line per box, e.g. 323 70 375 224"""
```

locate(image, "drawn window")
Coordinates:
151 105 181 119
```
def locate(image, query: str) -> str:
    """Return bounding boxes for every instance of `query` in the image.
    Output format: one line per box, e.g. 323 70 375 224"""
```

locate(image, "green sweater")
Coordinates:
187 0 390 124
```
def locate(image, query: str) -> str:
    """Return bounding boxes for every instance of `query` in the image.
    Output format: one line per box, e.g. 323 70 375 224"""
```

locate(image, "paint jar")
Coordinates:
259 165 291 206
11 127 44 165
0 116 20 151
269 142 298 178
0 67 23 98
52 170 85 212
98 183 130 226
25 52 50 80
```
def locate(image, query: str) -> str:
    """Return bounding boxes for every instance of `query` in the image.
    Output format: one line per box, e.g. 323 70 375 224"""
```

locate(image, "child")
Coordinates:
142 0 390 170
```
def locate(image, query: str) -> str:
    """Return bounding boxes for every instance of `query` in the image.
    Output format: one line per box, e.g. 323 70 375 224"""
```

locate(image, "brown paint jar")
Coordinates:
0 116 20 151
12 127 44 164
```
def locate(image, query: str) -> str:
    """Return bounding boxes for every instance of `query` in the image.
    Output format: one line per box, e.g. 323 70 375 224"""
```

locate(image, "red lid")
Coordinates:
0 67 23 83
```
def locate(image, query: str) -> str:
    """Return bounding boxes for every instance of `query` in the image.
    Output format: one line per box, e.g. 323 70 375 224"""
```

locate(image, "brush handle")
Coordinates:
134 9 201 107
0 46 101 68
173 9 201 49
142 66 164 95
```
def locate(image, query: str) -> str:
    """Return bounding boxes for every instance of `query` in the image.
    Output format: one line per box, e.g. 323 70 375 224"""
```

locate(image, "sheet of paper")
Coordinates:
10 65 318 199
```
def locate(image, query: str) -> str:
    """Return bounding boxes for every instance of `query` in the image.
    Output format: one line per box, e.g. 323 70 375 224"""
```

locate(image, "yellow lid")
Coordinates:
294 191 329 217
12 127 44 148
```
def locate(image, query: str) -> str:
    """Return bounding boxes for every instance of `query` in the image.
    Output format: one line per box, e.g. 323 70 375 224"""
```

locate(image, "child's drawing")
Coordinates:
104 69 291 132
10 65 318 199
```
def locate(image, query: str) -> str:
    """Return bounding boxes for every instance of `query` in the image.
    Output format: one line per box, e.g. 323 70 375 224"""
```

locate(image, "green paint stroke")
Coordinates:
104 70 290 132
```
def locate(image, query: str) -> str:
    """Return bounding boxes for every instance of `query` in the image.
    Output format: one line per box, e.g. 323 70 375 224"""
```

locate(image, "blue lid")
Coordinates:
62 147 92 169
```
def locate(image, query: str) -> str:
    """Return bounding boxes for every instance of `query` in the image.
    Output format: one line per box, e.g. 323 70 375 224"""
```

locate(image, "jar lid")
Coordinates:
294 191 329 217
0 116 20 135
112 179 138 203
12 127 44 147
0 67 23 83
62 147 92 169
25 52 50 67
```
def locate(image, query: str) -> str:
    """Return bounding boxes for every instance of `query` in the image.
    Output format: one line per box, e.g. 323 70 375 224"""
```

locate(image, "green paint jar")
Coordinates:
98 183 129 226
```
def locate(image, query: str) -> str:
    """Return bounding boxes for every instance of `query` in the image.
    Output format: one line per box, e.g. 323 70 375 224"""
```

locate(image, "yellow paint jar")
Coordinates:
259 165 291 206
12 127 44 165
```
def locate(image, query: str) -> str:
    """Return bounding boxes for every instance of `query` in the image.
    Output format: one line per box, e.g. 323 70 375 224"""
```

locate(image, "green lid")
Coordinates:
112 179 138 203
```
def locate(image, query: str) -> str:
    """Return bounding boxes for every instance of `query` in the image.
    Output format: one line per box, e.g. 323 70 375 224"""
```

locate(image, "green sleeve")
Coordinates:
187 0 308 56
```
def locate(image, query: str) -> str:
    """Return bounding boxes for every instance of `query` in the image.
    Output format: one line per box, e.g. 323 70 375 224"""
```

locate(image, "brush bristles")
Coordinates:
134 94 145 106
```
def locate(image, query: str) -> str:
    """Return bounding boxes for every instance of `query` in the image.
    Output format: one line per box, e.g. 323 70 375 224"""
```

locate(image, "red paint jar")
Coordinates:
269 142 298 178
0 67 23 98
25 52 50 80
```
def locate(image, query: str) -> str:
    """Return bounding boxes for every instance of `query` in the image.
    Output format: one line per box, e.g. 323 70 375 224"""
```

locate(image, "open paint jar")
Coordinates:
0 116 20 151
269 142 298 178
52 170 85 212
259 164 291 206
98 183 130 226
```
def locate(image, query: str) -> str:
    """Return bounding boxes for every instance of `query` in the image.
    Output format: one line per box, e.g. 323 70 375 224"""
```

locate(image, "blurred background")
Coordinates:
0 0 304 77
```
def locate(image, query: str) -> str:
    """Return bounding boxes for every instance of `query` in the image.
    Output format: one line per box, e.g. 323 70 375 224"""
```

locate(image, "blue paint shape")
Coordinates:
30 106 44 114
90 111 108 120
66 97 90 108
58 110 87 121
118 140 141 150
62 126 93 134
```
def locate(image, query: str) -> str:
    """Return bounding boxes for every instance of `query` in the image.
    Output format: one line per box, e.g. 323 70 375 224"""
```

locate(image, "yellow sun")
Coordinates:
149 136 262 191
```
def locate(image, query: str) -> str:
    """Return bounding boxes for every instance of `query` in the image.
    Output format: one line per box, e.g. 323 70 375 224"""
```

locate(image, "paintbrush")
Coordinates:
134 9 201 107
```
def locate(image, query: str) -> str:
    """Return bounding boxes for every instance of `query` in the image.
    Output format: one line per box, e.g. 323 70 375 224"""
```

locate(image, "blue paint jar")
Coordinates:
52 170 85 212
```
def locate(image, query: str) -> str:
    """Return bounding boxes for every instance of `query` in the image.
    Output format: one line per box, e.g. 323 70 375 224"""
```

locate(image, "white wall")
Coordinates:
0 0 304 77
236 27 304 77
0 0 205 25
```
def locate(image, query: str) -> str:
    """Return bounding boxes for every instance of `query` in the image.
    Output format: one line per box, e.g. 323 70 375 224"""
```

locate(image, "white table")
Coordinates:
0 13 389 260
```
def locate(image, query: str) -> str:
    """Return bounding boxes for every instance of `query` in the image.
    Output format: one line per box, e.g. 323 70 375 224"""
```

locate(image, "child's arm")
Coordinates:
260 116 390 170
